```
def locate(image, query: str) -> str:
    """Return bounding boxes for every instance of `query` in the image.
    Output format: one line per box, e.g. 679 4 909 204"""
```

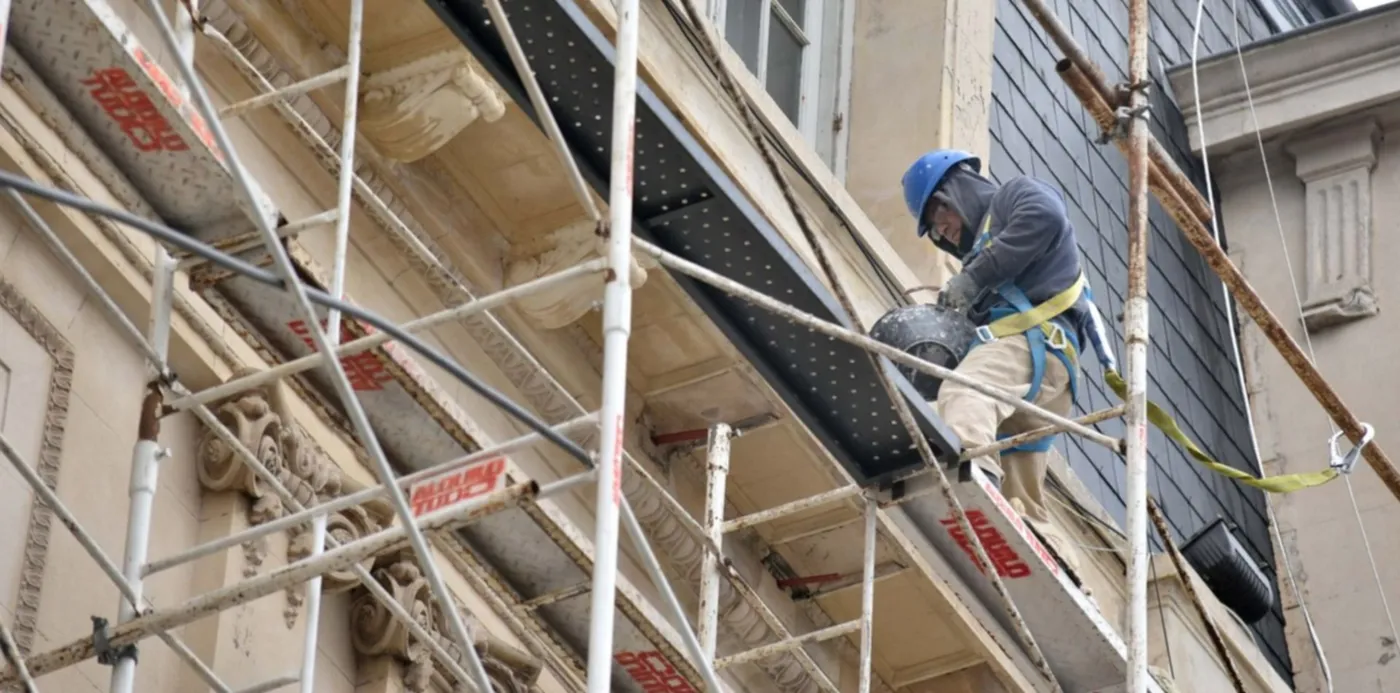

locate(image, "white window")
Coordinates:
707 0 851 174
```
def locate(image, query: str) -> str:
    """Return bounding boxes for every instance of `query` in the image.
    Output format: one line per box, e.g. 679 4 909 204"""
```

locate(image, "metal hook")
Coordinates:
1328 423 1375 475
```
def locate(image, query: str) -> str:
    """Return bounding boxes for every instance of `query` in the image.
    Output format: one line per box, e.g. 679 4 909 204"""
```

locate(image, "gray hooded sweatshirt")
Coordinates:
931 167 1093 351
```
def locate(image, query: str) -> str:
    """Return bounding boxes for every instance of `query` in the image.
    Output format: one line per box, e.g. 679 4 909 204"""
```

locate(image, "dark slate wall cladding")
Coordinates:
989 0 1293 680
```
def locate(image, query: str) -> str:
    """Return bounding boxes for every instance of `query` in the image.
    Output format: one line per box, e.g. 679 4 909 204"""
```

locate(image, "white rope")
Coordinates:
1191 3 1400 689
1188 4 1338 688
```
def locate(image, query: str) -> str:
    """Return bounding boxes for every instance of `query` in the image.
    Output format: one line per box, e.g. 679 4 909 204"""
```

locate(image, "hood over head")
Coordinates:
930 165 998 260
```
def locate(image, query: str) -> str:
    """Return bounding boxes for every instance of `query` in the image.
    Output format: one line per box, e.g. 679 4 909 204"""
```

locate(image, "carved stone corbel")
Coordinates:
1284 118 1382 332
359 50 509 163
195 367 389 625
505 218 652 329
350 551 543 692
351 552 440 692
289 498 392 593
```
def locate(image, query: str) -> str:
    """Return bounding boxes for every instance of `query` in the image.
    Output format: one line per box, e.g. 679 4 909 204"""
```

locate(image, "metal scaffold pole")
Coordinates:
698 423 732 659
1122 0 1153 690
297 513 329 693
136 1 503 688
0 185 591 691
323 0 364 345
585 0 642 687
108 252 176 693
858 501 877 693
109 2 189 691
1017 0 1400 503
0 481 544 684
300 0 360 687
0 618 35 693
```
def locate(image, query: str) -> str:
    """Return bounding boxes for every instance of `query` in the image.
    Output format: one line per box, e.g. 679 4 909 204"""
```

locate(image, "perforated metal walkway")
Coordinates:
423 0 961 488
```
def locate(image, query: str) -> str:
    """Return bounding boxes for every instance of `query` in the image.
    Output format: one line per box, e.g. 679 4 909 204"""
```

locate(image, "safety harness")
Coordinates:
960 214 1344 493
962 213 1108 454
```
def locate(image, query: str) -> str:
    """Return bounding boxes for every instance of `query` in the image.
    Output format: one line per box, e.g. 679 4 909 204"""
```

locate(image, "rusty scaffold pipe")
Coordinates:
1120 0 1154 689
1017 0 1215 228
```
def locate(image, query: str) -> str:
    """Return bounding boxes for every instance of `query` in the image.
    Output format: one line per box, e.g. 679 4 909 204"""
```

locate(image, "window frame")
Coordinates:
706 0 852 175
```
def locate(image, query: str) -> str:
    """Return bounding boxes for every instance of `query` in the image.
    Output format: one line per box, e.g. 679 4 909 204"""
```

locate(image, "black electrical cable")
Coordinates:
0 168 594 468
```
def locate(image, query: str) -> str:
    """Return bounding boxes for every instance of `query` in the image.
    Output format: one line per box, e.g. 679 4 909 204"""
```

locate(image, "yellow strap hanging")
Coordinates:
1102 370 1338 493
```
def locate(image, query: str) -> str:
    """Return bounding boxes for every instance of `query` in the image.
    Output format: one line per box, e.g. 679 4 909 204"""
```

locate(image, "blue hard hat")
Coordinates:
901 149 982 238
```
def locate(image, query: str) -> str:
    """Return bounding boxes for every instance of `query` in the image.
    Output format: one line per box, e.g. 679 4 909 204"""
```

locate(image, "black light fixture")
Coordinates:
1180 518 1275 624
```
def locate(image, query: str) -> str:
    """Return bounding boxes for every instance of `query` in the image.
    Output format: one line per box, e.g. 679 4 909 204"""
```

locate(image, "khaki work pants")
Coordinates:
932 334 1083 574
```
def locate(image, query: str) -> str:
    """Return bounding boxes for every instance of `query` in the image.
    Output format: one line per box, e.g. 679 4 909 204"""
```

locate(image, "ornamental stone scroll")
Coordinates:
350 550 543 692
194 367 393 624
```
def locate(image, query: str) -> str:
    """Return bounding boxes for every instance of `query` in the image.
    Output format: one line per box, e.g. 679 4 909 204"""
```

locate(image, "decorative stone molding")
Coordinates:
505 218 651 329
350 550 542 693
195 367 393 624
359 50 508 163
1 277 75 657
1284 119 1382 332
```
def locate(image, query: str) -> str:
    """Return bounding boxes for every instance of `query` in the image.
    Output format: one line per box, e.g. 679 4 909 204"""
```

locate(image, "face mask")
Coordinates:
956 223 977 258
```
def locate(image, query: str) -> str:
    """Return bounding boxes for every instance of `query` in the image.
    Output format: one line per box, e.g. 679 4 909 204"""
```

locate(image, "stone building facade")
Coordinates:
0 0 1361 691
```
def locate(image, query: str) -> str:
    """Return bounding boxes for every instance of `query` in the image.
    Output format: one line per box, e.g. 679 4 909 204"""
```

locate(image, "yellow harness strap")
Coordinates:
1102 370 1338 493
984 273 1086 355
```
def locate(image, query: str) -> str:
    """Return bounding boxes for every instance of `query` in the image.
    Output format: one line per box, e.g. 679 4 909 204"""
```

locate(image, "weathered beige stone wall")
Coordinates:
845 0 996 298
1218 107 1400 693
0 195 358 691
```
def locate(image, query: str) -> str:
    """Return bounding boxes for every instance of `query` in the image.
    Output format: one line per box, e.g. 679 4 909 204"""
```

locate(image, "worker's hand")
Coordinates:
937 272 978 313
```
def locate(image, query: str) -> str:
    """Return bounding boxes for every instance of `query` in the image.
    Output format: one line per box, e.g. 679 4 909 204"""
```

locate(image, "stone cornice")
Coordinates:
1167 5 1400 156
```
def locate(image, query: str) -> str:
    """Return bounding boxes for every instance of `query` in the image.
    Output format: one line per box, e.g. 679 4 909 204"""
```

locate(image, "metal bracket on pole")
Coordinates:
91 617 138 667
1096 81 1153 145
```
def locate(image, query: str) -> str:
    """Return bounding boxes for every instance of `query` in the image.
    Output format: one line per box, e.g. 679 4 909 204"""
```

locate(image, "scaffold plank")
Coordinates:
891 467 1166 693
8 0 277 232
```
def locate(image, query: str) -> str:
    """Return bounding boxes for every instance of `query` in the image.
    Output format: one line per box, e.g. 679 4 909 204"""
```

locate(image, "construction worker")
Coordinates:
900 149 1115 575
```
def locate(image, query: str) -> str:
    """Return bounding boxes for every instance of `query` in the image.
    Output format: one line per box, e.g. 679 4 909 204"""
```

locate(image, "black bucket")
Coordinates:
869 304 978 401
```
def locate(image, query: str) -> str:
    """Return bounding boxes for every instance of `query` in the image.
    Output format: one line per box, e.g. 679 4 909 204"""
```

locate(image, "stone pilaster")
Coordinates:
1285 118 1382 332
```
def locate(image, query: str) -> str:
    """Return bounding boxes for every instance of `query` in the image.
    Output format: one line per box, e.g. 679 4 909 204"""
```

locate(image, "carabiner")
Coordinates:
1328 423 1375 475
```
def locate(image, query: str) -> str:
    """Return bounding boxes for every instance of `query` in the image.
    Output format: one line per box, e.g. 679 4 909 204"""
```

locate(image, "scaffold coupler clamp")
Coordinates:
1098 79 1153 145
1328 423 1375 475
91 616 138 666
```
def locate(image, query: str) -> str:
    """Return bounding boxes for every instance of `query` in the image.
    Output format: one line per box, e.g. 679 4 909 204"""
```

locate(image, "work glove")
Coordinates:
937 272 978 314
